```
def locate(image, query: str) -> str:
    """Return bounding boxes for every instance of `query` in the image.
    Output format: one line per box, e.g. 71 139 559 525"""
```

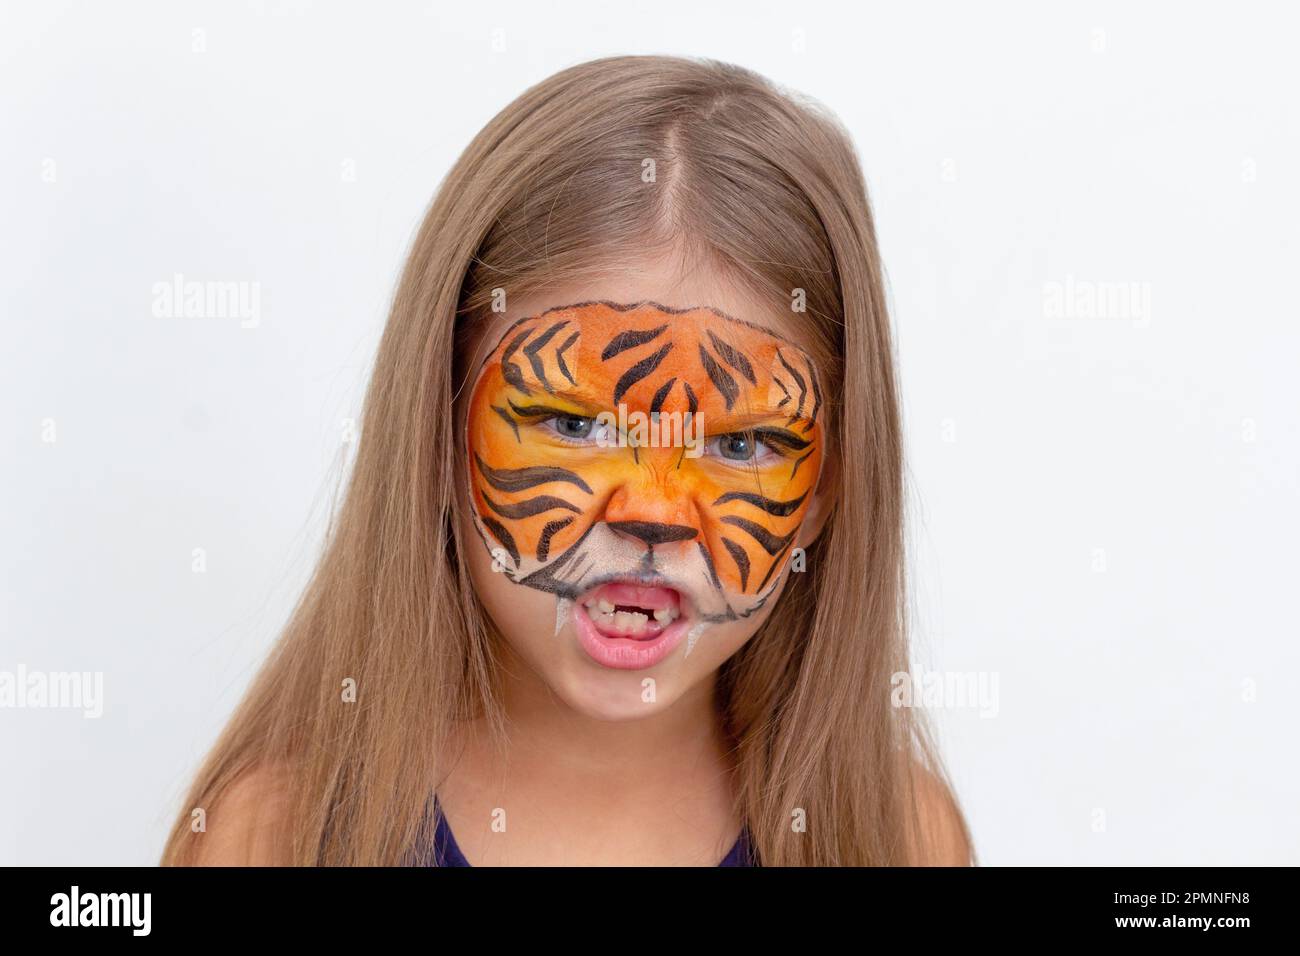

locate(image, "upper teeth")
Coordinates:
581 598 681 625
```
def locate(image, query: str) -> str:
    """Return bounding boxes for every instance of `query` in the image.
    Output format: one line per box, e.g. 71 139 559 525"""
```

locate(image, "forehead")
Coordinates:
470 300 824 430
477 300 808 370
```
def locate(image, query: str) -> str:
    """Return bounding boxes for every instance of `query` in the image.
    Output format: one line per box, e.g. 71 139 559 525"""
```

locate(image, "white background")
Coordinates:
2 1 1297 865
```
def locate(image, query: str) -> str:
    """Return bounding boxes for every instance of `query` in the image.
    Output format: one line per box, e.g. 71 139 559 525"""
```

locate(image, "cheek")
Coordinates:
678 569 790 670
460 510 557 651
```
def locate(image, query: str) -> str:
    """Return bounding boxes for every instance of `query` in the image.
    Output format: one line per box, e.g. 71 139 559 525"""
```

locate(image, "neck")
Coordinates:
452 633 734 803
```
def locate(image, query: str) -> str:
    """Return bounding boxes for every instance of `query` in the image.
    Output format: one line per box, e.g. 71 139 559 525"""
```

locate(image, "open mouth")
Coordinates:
572 580 694 670
579 581 683 640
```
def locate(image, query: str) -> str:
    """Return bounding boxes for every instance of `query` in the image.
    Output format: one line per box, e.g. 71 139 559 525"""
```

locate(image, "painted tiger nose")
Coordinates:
607 521 698 547
603 480 697 542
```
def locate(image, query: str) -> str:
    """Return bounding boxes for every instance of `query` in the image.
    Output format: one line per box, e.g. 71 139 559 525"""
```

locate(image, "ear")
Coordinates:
795 445 838 549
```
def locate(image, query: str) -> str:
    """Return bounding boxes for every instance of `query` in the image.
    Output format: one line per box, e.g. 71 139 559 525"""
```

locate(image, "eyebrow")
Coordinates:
747 426 813 451
506 384 818 429
506 392 605 416
547 388 603 406
701 408 812 430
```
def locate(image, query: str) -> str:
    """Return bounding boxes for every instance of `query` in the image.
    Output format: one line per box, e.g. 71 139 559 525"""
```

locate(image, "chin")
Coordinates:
518 615 695 721
550 667 684 722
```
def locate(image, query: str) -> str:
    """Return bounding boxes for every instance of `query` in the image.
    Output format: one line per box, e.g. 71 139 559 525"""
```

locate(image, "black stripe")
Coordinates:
481 489 581 520
722 538 750 591
774 375 792 409
543 539 585 578
502 363 530 396
803 367 823 433
474 452 593 494
502 325 533 364
777 349 807 419
649 377 676 416
713 490 808 517
481 316 533 362
490 405 520 442
523 319 569 393
555 330 580 386
537 517 574 562
677 382 699 473
754 427 812 452
697 541 723 591
613 342 674 406
719 516 795 555
481 516 519 566
607 521 697 546
515 522 598 594
698 344 738 410
755 537 795 592
501 325 536 396
707 331 756 384
601 324 668 361
790 450 813 481
506 398 584 419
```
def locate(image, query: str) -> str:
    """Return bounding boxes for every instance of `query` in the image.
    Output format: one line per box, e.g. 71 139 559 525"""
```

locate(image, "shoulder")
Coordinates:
189 764 296 866
907 764 974 866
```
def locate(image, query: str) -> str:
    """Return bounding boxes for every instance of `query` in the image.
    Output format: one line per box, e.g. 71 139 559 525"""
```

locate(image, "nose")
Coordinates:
603 474 700 548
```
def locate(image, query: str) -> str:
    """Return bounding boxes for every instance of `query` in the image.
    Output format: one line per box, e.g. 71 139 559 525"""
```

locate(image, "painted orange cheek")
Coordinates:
466 301 824 614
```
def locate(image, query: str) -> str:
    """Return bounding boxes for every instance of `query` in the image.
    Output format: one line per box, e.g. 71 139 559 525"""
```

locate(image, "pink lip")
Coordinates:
572 581 691 671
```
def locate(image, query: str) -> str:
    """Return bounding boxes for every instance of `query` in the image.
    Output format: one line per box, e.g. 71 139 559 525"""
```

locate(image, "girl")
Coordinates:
163 55 973 866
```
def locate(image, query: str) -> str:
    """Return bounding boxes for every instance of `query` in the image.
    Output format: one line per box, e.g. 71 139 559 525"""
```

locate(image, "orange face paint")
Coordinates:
465 300 824 624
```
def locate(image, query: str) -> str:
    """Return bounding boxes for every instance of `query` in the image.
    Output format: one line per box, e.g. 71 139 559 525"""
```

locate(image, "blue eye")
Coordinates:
543 414 612 445
553 415 594 439
718 433 755 460
707 432 774 464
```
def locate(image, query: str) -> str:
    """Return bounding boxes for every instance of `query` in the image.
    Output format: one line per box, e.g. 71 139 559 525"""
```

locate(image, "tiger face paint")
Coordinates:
465 300 824 651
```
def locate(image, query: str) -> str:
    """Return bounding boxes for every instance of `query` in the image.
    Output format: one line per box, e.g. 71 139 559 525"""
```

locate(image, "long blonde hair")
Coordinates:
163 54 971 866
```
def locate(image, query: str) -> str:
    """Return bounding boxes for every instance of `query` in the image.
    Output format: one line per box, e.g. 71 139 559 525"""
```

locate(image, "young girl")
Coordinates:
163 55 973 867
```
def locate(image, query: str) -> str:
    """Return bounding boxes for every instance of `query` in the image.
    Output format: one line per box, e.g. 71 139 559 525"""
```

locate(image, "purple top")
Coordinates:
421 798 757 867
